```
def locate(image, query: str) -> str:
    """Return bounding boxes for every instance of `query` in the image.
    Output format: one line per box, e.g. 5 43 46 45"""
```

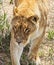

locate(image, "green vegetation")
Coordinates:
48 30 54 40
39 51 44 57
10 0 13 4
0 12 10 31
49 48 53 56
0 0 3 4
0 11 10 53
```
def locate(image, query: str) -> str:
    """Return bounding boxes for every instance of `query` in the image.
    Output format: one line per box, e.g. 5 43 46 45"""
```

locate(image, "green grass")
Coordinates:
48 30 54 40
10 0 13 4
0 11 10 53
0 12 10 31
0 0 3 4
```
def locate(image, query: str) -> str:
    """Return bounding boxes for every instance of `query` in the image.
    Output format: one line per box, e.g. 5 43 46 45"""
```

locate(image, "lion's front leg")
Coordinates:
10 41 24 65
28 28 46 65
28 38 41 65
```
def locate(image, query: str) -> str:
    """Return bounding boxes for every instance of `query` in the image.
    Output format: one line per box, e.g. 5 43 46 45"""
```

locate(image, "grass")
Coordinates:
0 0 3 4
0 10 10 53
47 30 54 40
0 12 10 31
10 0 13 4
39 50 44 57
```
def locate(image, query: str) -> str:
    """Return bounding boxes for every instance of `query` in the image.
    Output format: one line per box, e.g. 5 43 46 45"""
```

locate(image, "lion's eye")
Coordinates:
24 28 30 33
32 17 37 22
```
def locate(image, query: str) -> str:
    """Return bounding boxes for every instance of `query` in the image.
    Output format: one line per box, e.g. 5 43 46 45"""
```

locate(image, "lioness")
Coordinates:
10 0 48 65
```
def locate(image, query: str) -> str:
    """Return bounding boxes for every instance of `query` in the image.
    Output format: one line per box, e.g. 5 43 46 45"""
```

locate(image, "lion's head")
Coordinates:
11 15 39 44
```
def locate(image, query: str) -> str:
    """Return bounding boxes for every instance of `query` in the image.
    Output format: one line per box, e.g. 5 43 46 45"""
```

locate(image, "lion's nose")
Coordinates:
18 41 21 44
16 39 22 44
16 37 22 44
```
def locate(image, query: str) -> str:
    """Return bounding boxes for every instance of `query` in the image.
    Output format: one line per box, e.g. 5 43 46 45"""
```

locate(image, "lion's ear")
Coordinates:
28 15 39 22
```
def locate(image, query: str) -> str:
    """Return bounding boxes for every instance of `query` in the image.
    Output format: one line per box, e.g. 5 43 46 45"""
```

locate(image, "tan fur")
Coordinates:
10 0 49 65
